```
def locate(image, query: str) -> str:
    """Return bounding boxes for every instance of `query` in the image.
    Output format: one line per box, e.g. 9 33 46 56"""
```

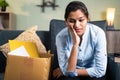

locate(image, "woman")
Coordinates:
53 1 107 80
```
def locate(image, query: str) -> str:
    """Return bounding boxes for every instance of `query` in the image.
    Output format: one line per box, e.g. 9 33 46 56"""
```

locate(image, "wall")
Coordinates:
6 0 120 30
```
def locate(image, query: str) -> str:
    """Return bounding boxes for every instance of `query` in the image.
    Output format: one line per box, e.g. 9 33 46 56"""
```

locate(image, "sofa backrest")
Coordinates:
49 19 107 69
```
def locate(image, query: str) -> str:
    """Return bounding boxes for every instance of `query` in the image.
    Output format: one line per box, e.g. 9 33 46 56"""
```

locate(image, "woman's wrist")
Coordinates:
66 69 78 77
73 44 79 48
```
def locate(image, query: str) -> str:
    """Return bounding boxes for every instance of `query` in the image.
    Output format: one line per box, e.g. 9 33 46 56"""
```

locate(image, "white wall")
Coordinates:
6 0 120 30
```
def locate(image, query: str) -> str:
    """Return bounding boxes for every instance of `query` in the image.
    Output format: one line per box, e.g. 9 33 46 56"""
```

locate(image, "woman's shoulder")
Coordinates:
56 27 70 38
57 27 69 36
87 23 105 34
86 23 106 40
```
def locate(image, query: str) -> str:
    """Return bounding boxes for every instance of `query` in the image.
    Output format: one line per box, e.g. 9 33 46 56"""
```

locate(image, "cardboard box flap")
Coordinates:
39 53 54 58
4 53 52 80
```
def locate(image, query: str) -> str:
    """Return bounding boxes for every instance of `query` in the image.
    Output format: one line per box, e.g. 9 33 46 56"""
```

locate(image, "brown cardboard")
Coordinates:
4 53 53 80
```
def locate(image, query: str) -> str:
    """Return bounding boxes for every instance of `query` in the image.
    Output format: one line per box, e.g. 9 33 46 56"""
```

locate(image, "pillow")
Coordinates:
0 26 47 57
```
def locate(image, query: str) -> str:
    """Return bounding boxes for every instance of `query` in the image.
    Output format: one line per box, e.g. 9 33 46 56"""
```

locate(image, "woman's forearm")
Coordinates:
77 68 89 76
67 44 79 72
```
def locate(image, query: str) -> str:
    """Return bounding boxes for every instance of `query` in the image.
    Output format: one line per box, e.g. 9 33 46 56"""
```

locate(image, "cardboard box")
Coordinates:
4 53 53 80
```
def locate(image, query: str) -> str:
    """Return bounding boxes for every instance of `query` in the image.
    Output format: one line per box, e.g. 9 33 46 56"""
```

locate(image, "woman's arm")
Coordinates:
77 68 88 76
86 29 107 78
67 44 79 72
67 26 81 76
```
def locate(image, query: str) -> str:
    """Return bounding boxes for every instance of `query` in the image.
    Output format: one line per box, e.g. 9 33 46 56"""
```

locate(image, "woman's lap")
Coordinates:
54 76 105 80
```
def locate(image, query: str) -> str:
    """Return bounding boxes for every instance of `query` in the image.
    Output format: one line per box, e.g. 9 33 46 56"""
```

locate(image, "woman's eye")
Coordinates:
68 18 85 23
79 19 84 22
69 20 75 23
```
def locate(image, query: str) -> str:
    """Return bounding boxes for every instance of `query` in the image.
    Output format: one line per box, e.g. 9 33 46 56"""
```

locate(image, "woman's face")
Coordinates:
66 9 88 36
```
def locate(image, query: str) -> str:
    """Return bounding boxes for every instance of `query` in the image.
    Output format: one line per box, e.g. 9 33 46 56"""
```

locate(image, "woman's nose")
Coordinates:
74 20 80 28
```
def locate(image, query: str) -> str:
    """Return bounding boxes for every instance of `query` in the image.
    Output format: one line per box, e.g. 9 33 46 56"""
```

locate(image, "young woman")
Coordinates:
53 1 107 80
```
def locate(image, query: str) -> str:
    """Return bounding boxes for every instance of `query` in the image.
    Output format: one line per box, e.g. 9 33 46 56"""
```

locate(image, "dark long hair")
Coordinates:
64 1 89 20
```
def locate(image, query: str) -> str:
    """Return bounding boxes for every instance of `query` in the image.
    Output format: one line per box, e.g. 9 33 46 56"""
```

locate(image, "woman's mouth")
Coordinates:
75 28 83 32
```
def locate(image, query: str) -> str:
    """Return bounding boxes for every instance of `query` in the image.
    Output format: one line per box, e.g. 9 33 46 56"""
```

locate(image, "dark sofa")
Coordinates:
0 19 107 80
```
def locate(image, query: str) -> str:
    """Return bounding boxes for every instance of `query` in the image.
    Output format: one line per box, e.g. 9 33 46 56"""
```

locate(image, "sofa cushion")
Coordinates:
49 19 107 69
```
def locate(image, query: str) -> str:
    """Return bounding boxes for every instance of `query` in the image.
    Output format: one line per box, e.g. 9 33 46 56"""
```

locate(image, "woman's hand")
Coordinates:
53 68 63 79
69 26 80 46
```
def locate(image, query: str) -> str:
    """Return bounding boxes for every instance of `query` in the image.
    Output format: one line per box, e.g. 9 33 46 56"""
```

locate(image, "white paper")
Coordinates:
8 46 30 57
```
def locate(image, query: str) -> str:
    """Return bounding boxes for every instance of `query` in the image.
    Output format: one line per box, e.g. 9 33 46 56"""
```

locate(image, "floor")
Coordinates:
0 73 4 80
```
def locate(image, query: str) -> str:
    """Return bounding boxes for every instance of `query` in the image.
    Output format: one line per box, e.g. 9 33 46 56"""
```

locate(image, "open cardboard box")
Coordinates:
4 52 54 80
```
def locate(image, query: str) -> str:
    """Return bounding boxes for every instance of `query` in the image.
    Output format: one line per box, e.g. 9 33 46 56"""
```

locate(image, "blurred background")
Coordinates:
5 0 120 30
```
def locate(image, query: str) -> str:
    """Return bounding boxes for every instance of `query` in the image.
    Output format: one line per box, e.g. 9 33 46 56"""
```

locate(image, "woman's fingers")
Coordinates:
53 68 63 78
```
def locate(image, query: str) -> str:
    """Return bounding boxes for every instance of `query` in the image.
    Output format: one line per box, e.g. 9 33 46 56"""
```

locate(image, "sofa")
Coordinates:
0 19 110 80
